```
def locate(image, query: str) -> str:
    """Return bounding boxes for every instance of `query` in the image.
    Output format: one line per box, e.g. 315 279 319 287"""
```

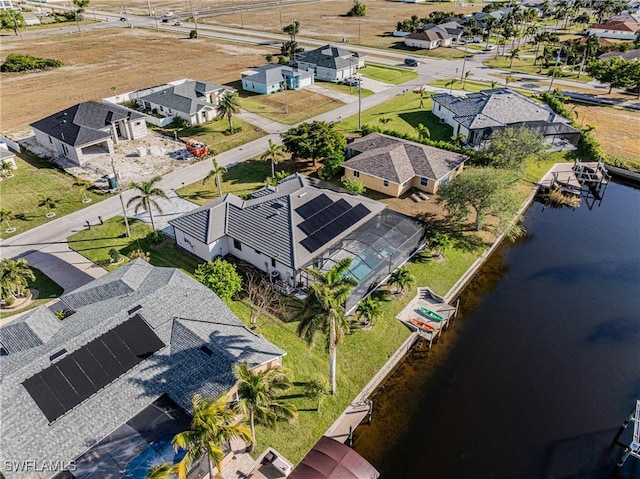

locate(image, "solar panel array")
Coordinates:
297 195 371 253
22 314 164 423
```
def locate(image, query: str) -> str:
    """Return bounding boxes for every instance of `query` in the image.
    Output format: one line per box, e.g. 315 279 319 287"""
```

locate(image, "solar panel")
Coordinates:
22 316 164 422
300 203 371 253
295 194 332 219
299 199 351 235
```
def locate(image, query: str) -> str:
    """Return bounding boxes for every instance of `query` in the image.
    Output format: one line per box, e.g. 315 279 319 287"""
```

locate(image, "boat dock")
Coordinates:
538 160 610 200
617 399 640 468
397 287 457 349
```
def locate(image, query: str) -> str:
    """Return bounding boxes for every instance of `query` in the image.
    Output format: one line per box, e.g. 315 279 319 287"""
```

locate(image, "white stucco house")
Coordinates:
294 44 364 82
404 27 453 49
241 64 314 94
587 20 640 39
31 101 147 166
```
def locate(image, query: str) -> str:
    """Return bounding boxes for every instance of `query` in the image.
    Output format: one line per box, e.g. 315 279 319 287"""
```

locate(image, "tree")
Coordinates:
216 91 240 133
479 127 547 171
202 158 227 197
0 161 14 178
388 265 414 295
281 40 303 58
304 377 329 411
265 53 273 63
587 57 637 94
0 258 35 304
317 150 345 180
505 75 516 86
260 139 286 178
146 463 175 479
414 123 430 141
282 20 300 42
416 88 430 109
342 178 366 195
298 258 357 395
281 121 346 167
347 0 366 17
462 70 473 89
194 258 242 300
445 78 457 94
1 209 15 232
170 394 252 479
129 249 151 262
38 194 57 217
74 177 92 203
0 10 25 39
245 272 284 327
437 167 523 236
127 177 168 232
427 231 453 258
509 47 520 68
72 0 89 32
232 363 297 452
355 295 382 326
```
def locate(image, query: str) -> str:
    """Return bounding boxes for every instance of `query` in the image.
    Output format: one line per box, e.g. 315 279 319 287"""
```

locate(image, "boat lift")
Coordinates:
617 399 640 468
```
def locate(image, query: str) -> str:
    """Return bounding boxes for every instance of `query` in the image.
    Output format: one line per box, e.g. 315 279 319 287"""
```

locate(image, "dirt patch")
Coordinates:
0 29 273 132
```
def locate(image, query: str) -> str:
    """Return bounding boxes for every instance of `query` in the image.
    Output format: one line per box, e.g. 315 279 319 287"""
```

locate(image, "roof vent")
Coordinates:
49 349 67 361
298 192 308 198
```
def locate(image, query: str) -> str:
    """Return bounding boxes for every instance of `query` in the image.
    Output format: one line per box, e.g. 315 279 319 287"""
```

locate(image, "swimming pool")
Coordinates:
123 434 186 479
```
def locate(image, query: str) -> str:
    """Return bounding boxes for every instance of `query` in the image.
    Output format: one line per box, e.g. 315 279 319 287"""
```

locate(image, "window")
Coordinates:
353 170 360 178
233 239 242 251
420 177 428 186
383 180 389 188
271 258 276 268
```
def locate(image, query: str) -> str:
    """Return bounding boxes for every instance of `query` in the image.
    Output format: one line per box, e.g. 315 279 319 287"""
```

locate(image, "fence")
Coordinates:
0 135 21 153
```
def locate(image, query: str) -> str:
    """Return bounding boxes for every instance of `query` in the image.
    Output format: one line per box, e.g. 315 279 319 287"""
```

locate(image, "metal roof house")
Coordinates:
169 174 424 311
431 88 580 147
294 44 364 82
241 64 314 94
30 101 147 166
0 260 285 479
136 79 234 126
343 133 468 197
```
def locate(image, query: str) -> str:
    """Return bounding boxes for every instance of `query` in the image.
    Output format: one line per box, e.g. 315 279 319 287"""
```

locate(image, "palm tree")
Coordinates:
38 194 57 217
216 91 240 133
355 296 382 326
298 258 357 395
232 363 297 452
378 116 391 126
389 265 414 295
74 177 92 203
414 123 430 141
260 139 285 178
146 463 175 479
127 177 168 232
1 209 15 233
0 258 35 303
171 394 252 479
0 161 14 179
445 78 457 94
462 70 473 89
202 158 228 197
416 88 430 109
509 48 520 68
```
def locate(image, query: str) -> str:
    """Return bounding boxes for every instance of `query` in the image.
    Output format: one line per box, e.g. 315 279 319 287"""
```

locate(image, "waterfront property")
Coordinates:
0 260 284 479
241 64 314 94
343 133 468 196
431 88 580 147
294 44 364 82
169 174 424 311
397 287 457 349
30 101 147 166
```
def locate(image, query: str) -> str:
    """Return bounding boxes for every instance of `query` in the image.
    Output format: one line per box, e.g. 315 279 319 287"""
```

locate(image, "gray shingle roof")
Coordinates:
30 101 144 147
599 48 640 60
296 44 359 70
138 80 232 116
344 133 467 183
243 64 313 86
0 260 284 479
170 174 385 270
432 88 568 130
0 307 62 354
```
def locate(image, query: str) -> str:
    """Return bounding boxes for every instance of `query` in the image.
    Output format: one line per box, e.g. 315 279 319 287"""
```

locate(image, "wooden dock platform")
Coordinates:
396 287 457 348
538 160 610 197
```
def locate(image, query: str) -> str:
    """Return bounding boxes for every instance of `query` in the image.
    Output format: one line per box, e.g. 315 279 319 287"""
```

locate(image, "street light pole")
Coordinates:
111 156 131 237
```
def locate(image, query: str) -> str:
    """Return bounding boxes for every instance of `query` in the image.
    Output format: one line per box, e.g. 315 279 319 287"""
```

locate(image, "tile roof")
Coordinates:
243 64 313 86
432 88 567 129
170 174 385 270
344 133 467 184
590 21 640 32
0 260 284 479
406 27 452 42
30 101 144 147
296 44 359 71
138 80 231 115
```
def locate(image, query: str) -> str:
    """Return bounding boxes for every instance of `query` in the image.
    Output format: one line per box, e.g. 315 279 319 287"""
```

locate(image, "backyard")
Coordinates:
0 268 63 320
0 152 108 239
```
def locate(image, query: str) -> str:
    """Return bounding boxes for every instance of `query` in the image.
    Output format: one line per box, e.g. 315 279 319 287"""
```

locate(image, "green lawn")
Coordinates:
0 267 64 320
336 92 453 141
359 63 419 85
0 151 108 239
67 217 201 273
483 56 593 82
316 81 374 97
428 78 537 97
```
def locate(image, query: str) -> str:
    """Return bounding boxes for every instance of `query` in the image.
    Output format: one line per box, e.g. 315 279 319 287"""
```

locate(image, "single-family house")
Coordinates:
136 80 234 126
343 133 467 197
169 174 424 311
31 101 147 166
241 64 314 94
434 21 465 41
431 88 581 146
404 26 453 49
599 48 640 60
0 260 285 479
587 20 640 39
294 44 364 82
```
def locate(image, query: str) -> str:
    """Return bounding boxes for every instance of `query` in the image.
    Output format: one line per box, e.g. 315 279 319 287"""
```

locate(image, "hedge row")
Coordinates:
1 54 63 73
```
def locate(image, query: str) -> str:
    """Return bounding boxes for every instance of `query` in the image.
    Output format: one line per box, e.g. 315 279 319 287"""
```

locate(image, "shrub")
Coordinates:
1 54 63 73
342 178 366 195
189 29 197 39
347 0 366 16
317 151 345 180
194 258 242 300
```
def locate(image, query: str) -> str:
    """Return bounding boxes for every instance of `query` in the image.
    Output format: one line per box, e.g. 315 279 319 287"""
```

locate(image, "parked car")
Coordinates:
404 58 419 67
119 17 127 22
174 20 182 26
484 45 496 51
343 77 361 86
163 11 173 17
161 18 169 23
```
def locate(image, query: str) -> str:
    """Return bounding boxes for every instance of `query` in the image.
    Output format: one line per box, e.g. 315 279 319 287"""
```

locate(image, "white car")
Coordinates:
484 45 496 51
344 77 362 86
163 11 174 17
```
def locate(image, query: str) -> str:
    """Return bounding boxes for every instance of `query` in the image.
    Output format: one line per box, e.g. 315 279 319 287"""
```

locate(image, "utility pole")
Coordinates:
460 39 468 82
279 10 282 31
357 77 362 130
358 19 361 44
146 0 152 16
548 42 562 92
111 156 131 237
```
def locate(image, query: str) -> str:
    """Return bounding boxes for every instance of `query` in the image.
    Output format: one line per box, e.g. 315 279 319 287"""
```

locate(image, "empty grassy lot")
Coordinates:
483 55 593 82
359 62 418 85
0 152 107 239
0 29 274 132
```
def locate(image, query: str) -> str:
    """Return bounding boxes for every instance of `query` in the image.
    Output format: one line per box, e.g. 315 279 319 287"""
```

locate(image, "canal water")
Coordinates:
354 180 640 478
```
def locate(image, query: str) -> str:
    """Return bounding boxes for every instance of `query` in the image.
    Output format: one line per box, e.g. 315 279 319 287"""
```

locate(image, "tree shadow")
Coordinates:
397 112 453 141
418 212 486 252
178 189 218 202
